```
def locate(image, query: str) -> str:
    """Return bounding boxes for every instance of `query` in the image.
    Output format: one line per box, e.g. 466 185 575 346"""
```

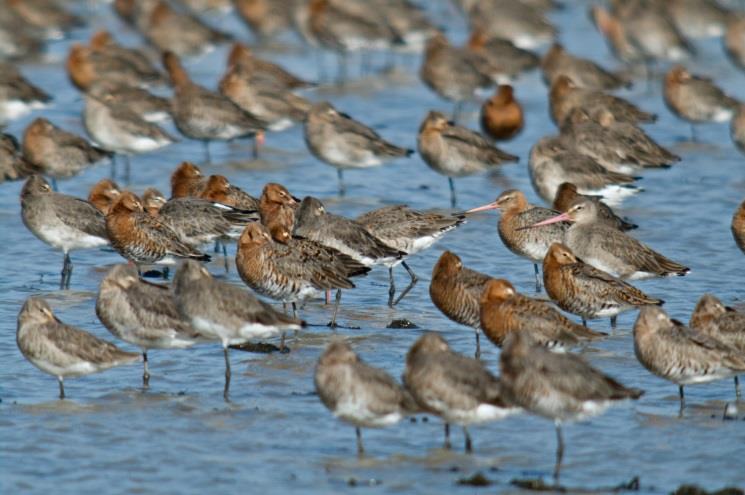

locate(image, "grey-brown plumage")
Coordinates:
467 0 556 49
22 118 112 180
86 80 171 123
550 75 656 127
528 135 640 205
304 101 412 194
21 175 109 289
543 243 663 324
665 0 729 40
137 0 231 57
689 293 745 398
163 51 263 156
553 182 637 232
88 30 166 87
226 43 314 91
157 197 259 248
500 330 642 481
725 16 745 71
466 28 539 77
634 305 745 408
357 205 465 306
106 191 211 266
612 0 693 62
541 42 629 90
418 110 518 207
17 296 140 399
0 61 50 124
315 340 419 455
420 32 498 106
731 105 745 155
293 196 405 267
96 264 203 387
560 109 679 174
220 67 311 132
83 90 175 156
173 260 304 399
403 332 518 453
664 65 739 129
0 133 35 182
543 198 689 280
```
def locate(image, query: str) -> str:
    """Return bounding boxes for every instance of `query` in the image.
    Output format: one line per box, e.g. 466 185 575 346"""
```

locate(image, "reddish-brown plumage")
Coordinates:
170 162 206 198
258 182 299 233
479 278 604 348
88 179 121 215
480 85 524 141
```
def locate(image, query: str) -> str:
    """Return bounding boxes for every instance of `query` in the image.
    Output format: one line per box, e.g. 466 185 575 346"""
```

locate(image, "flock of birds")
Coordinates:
4 0 745 485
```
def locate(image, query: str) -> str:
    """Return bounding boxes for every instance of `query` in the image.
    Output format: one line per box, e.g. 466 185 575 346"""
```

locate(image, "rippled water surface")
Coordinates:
2 1 745 494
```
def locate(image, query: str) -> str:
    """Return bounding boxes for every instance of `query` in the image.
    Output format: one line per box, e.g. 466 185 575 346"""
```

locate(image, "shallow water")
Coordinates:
2 1 745 494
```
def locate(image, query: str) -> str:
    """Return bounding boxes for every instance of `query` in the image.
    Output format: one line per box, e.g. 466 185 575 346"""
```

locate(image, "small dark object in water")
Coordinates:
229 342 285 354
387 318 418 329
672 486 744 495
511 476 641 492
457 472 492 487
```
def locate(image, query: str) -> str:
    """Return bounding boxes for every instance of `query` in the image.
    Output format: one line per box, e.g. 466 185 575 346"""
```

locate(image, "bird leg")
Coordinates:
292 302 298 319
553 423 564 485
337 169 346 197
582 318 587 328
327 289 342 328
222 242 229 273
735 376 741 400
60 252 72 290
392 261 418 306
110 155 117 179
58 376 65 400
356 427 365 457
443 423 451 450
204 141 212 165
534 263 542 293
124 155 131 185
214 239 221 253
610 315 617 330
387 267 396 307
448 177 457 208
474 328 481 359
223 346 231 401
463 426 473 454
678 385 686 417
142 351 150 388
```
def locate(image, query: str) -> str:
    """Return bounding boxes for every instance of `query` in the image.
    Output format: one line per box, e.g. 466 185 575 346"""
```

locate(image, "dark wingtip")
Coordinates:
656 299 665 306
199 254 212 262
405 149 415 157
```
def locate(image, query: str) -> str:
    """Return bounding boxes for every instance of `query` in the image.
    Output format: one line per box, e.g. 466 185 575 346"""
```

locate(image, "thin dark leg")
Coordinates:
223 346 231 401
142 351 150 387
337 169 345 196
356 427 364 456
292 302 297 319
222 241 229 273
387 267 396 307
214 239 221 253
58 377 65 400
582 318 587 327
534 263 542 293
60 252 72 290
336 52 348 86
610 315 617 330
392 261 418 305
328 289 342 327
162 267 170 280
735 376 741 400
443 423 451 450
204 141 212 165
474 328 481 359
124 155 131 185
252 133 260 160
463 426 473 454
448 177 456 208
553 424 564 484
679 385 685 412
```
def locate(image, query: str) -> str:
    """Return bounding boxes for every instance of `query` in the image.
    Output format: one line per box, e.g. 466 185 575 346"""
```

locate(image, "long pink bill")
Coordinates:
516 212 572 231
465 202 499 214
